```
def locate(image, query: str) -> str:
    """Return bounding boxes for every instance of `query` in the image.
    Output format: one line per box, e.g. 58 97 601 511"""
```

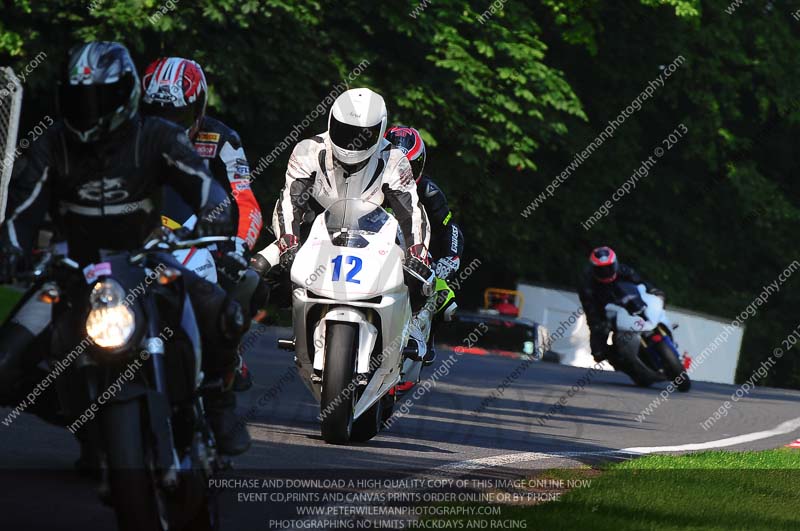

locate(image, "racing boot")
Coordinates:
205 385 252 456
404 308 433 363
232 355 253 392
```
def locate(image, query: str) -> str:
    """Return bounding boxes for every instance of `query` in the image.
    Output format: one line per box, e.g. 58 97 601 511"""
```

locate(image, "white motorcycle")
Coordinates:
604 281 691 392
279 198 428 443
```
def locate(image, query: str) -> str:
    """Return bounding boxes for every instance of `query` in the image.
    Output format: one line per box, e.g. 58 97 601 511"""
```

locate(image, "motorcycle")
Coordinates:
604 281 691 392
33 228 229 531
278 198 430 444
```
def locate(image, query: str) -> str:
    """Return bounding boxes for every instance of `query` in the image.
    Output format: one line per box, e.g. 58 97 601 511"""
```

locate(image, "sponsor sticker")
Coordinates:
196 132 220 143
194 142 218 158
83 262 112 284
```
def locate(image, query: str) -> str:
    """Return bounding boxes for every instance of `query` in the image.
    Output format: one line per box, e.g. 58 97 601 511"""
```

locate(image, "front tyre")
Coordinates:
320 322 358 444
656 340 691 392
102 400 164 531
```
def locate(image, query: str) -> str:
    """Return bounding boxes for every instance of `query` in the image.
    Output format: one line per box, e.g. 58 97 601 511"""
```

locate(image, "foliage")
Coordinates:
0 0 797 387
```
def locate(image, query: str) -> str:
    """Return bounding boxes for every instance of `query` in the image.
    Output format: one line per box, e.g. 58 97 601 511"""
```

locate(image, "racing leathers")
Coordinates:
577 263 664 361
0 115 250 453
162 115 263 281
270 133 431 278
417 175 463 319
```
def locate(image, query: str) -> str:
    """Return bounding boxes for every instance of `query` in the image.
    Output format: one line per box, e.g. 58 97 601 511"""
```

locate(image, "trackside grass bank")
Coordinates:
427 450 800 530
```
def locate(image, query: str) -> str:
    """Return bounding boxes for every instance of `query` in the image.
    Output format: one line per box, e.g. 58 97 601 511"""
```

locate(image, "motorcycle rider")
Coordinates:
254 88 433 364
0 42 251 455
384 125 462 364
141 56 264 390
578 246 665 362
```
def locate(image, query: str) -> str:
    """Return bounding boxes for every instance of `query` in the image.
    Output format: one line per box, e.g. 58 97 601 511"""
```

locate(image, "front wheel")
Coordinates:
320 322 358 443
656 339 691 392
102 400 164 531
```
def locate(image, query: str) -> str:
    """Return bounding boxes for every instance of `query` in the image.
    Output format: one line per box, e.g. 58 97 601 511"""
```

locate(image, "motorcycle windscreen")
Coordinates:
324 198 390 248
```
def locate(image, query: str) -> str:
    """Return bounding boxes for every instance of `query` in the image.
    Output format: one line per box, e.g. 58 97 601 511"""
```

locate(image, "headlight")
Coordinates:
85 279 136 349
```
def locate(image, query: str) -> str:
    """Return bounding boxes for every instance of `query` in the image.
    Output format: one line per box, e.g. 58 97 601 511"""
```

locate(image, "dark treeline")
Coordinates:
1 0 798 387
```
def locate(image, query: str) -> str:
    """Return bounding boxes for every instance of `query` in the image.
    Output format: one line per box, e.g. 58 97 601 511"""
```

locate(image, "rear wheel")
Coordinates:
320 322 358 444
656 340 691 392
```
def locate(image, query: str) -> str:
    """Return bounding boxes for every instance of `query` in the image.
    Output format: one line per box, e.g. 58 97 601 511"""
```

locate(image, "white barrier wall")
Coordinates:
517 283 743 384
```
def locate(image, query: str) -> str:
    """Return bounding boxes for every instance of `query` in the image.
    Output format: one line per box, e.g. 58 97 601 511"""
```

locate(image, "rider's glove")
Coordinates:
0 243 23 284
405 244 434 296
277 234 300 270
196 202 235 237
216 237 249 282
434 256 460 282
250 254 271 278
624 297 646 316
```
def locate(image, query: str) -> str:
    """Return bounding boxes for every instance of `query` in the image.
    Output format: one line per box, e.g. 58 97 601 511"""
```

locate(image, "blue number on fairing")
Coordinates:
345 256 362 284
331 255 363 284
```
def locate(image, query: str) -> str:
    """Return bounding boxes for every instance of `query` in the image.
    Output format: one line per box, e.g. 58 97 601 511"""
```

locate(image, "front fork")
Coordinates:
641 326 681 367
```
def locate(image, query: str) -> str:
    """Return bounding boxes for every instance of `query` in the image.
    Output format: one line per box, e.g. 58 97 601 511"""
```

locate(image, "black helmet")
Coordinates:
385 125 426 183
58 42 140 143
590 246 618 283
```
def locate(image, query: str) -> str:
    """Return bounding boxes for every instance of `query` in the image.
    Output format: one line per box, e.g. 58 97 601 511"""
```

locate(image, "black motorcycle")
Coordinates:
31 228 230 531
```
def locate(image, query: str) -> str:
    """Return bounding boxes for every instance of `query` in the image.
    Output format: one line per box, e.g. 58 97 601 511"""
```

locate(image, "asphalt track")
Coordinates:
1 325 799 530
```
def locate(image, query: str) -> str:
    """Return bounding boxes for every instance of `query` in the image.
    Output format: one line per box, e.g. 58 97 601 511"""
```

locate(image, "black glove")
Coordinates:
196 202 235 237
405 244 434 296
624 297 646 316
277 234 299 270
0 243 23 284
216 237 249 282
250 254 271 278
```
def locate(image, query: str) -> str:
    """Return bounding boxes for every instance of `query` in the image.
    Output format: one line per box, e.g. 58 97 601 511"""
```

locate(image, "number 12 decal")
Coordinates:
331 255 363 284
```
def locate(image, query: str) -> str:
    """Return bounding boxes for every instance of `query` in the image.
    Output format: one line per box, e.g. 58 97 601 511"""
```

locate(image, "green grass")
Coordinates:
0 286 21 322
432 450 800 531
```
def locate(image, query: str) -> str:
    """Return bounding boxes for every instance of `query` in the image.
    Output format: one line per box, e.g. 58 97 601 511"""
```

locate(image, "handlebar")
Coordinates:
130 230 233 263
23 229 234 278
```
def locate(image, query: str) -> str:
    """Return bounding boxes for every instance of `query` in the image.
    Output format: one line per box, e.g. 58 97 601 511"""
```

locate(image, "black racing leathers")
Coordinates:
3 116 226 265
0 115 242 404
417 175 464 263
577 263 659 357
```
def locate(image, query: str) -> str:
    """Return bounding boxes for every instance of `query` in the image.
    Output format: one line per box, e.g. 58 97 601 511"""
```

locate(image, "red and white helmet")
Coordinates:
590 246 618 283
385 125 426 183
141 57 207 137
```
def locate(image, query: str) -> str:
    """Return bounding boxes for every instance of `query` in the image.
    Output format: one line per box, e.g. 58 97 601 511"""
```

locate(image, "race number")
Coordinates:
331 255 363 284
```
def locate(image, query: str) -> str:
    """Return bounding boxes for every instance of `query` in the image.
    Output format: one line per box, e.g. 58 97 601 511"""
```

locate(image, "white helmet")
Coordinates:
328 88 388 166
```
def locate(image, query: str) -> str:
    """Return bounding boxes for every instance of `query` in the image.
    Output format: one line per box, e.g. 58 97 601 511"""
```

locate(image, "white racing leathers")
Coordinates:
263 134 432 361
268 133 430 263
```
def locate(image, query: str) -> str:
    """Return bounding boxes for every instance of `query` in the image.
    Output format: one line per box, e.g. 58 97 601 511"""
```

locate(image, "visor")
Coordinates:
593 263 618 283
141 100 196 131
59 74 134 133
329 116 381 152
